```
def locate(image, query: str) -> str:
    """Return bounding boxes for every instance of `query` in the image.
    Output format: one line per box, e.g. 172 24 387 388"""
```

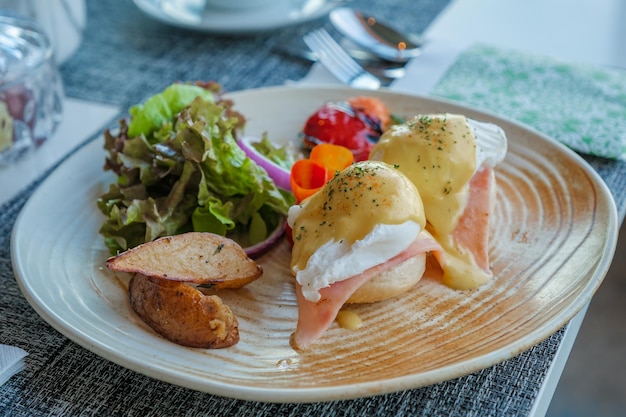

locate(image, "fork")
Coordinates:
303 29 381 90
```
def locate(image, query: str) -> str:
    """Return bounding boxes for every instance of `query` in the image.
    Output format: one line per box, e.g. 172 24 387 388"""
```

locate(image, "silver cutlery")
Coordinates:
329 7 423 63
272 44 407 81
302 29 381 90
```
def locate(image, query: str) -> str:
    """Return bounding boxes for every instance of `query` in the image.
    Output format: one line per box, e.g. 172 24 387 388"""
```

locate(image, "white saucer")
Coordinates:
133 0 340 35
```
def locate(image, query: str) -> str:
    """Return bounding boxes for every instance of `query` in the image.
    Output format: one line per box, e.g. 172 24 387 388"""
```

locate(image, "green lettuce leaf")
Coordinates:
127 83 215 138
98 82 294 254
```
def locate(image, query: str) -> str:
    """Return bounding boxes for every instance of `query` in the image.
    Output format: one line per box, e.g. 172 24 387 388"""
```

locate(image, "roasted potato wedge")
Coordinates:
106 232 263 289
129 273 239 348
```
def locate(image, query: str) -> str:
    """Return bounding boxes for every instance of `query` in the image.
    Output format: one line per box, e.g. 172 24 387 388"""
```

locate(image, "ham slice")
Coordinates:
290 233 443 350
451 167 494 274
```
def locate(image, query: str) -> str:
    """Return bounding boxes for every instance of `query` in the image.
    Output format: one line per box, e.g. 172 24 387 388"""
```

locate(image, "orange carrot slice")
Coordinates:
309 143 354 175
290 159 329 203
290 144 354 203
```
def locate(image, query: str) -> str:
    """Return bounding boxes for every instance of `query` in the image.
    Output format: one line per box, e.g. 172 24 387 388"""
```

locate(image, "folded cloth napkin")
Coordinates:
429 44 626 160
0 344 28 386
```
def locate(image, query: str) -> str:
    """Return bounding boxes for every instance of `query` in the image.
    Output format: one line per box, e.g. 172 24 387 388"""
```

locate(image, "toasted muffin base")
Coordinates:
346 254 426 304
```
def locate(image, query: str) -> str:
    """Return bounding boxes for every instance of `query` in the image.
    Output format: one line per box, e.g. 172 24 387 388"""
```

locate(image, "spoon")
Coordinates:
329 7 423 63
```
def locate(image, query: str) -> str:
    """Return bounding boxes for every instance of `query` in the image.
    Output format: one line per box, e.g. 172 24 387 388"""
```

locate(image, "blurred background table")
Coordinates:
1 0 624 416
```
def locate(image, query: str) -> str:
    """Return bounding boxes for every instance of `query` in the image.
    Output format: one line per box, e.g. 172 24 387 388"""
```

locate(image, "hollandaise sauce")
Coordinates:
370 114 493 290
288 161 426 302
371 114 477 235
437 234 492 289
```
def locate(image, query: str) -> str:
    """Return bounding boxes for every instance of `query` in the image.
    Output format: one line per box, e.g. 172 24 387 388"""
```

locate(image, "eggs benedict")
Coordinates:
288 160 443 350
369 113 507 290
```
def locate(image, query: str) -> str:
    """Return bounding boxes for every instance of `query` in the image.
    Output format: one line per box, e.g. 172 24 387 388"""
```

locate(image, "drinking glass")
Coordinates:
0 15 64 164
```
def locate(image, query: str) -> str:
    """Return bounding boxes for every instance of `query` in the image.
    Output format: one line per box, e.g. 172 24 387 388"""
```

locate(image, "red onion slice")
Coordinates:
237 135 292 191
244 216 287 258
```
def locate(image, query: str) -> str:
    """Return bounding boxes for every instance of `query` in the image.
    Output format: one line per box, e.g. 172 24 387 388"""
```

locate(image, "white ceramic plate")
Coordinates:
12 85 618 403
133 0 340 34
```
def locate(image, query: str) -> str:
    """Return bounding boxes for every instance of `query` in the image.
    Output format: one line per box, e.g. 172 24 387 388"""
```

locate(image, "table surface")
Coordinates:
1 1 625 416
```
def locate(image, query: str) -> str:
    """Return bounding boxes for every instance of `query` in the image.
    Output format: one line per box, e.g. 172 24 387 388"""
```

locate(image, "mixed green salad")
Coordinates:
97 82 294 255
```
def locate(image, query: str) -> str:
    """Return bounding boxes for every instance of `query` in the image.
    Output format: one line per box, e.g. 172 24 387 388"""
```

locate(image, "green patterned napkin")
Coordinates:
431 44 626 159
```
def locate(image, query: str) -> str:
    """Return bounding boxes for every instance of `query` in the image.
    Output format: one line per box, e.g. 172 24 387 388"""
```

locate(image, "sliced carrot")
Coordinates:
309 143 354 175
290 159 329 203
290 144 354 203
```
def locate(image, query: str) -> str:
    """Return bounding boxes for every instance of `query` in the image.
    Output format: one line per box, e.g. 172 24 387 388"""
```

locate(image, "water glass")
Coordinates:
0 14 64 165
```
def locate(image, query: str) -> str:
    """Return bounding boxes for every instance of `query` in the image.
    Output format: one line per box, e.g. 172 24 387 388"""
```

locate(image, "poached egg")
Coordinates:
288 160 426 302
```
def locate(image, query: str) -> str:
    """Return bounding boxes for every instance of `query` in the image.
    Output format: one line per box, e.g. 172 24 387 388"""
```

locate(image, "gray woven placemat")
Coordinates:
58 0 447 107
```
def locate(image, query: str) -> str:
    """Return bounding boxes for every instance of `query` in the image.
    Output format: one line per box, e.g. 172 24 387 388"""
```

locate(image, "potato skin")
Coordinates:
107 232 263 288
129 274 239 348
